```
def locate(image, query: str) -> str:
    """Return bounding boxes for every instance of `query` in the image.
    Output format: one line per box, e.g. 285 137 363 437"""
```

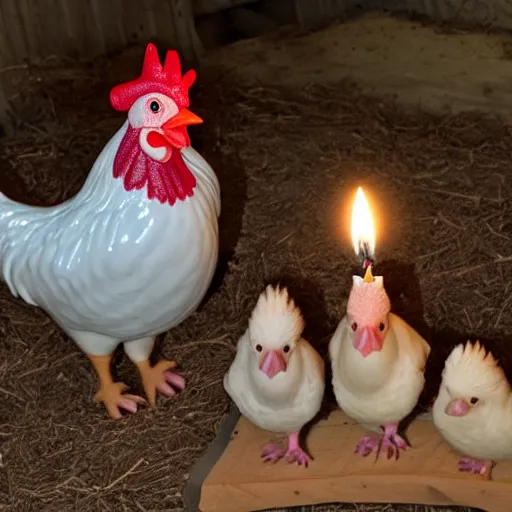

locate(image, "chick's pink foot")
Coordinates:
261 433 310 467
284 446 310 466
355 423 408 460
261 443 284 463
354 435 381 457
284 432 310 467
458 457 493 478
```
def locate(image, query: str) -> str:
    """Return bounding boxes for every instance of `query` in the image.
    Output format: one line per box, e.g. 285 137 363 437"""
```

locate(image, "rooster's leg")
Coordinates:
124 337 185 407
70 330 146 419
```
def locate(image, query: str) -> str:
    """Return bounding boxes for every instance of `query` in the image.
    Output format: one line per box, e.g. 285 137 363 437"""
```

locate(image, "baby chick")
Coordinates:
329 266 430 460
432 340 512 479
224 285 325 467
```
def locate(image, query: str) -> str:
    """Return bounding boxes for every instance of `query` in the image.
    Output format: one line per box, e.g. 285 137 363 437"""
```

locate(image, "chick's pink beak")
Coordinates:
445 398 470 417
353 325 383 358
259 349 287 379
161 108 203 149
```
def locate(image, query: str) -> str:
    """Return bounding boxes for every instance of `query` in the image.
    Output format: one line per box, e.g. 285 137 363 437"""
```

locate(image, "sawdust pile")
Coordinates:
0 51 509 512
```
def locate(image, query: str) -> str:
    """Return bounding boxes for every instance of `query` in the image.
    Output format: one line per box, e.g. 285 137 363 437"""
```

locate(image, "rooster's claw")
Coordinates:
137 359 186 407
94 381 146 419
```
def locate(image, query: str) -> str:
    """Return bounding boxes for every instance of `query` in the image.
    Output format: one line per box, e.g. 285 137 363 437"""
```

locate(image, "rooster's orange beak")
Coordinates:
162 109 203 131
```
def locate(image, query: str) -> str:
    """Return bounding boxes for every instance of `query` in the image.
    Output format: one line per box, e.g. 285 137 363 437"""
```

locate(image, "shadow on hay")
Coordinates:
190 74 248 307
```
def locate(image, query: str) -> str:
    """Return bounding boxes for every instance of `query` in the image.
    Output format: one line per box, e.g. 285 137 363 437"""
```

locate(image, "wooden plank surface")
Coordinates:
200 409 512 512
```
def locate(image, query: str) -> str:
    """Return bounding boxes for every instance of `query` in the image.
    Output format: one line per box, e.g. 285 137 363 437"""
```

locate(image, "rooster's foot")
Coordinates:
261 443 285 463
458 457 493 478
94 382 146 419
137 359 185 407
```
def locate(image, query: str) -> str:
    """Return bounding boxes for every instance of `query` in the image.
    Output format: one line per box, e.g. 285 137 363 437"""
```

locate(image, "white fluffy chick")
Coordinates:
329 268 430 460
224 285 325 467
432 340 512 479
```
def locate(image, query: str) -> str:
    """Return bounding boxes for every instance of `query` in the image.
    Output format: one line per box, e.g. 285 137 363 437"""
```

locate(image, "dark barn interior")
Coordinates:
1 1 512 511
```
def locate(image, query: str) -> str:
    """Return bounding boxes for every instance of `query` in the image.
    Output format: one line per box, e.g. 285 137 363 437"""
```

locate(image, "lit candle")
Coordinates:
351 186 375 283
328 186 431 461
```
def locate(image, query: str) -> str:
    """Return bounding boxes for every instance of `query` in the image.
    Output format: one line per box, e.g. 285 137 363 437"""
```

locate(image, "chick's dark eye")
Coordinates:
150 100 160 113
255 344 262 352
470 397 479 405
283 345 290 353
379 322 385 331
351 322 357 332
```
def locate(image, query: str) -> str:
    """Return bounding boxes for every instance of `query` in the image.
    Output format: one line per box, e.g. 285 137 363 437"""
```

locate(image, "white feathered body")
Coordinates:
329 313 430 429
433 387 512 461
0 121 220 351
224 330 325 433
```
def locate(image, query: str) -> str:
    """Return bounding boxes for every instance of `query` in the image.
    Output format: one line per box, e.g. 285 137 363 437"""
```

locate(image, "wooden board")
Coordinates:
0 0 201 66
199 410 512 512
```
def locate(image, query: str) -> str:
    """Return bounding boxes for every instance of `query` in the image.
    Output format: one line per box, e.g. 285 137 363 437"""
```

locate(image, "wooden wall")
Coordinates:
1 0 509 74
294 0 512 29
1 0 511 127
1 0 511 69
0 0 201 68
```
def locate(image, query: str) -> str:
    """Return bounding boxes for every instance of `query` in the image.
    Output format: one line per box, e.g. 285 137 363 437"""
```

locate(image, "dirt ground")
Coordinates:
206 12 512 123
1 13 511 512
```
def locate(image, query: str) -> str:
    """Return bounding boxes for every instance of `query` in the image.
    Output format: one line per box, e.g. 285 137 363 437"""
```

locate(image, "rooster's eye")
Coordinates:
283 345 290 353
470 397 479 405
351 322 357 332
150 100 161 113
379 322 385 331
256 344 262 352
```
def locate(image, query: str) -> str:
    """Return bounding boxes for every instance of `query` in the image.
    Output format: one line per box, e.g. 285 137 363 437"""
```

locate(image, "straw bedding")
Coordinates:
0 44 507 512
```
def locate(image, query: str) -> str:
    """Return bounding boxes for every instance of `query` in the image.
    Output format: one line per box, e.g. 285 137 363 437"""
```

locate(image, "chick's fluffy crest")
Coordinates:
249 285 304 347
443 341 508 395
347 275 391 325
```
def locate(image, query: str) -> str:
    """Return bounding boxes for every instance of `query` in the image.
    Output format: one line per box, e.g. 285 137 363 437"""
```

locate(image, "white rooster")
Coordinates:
432 341 512 479
329 266 430 459
224 285 325 467
0 43 220 418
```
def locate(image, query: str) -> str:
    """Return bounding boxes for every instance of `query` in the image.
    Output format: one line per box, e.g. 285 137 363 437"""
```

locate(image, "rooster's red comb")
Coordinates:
110 43 196 112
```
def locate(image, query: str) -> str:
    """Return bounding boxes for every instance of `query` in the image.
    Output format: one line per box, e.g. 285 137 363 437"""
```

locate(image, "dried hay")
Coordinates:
0 49 506 512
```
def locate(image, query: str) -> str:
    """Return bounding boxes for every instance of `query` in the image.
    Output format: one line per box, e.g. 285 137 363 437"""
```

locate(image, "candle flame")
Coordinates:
351 187 375 263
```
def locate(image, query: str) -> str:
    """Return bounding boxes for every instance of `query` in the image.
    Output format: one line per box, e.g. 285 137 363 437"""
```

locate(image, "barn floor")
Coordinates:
1 12 512 512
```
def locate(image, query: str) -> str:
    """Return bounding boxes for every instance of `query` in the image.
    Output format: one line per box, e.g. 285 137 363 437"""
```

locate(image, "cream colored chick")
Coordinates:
329 268 430 460
224 285 325 467
432 341 512 479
